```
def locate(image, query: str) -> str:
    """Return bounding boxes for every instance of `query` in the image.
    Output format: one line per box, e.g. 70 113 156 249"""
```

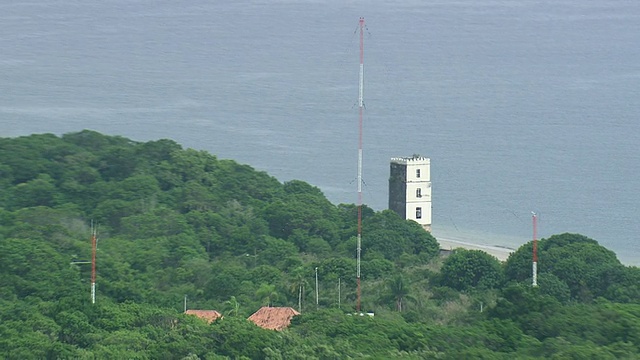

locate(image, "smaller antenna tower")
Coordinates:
91 221 98 304
532 212 538 287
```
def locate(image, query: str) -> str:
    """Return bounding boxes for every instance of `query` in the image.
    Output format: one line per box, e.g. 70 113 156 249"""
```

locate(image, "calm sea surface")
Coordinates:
1 1 639 264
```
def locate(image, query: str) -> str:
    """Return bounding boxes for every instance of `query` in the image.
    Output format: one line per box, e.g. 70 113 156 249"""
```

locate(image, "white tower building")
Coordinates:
388 155 432 232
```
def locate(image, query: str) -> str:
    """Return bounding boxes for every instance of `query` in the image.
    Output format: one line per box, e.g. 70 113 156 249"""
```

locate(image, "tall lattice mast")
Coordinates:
356 16 365 313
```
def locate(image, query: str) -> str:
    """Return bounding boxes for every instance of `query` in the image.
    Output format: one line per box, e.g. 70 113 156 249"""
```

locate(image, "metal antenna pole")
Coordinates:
356 16 365 314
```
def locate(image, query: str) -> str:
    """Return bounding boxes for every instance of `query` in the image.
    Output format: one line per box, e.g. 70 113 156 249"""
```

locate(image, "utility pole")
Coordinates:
338 277 341 309
315 267 319 308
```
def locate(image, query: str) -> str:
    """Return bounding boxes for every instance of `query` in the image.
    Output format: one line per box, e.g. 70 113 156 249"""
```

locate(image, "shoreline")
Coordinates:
437 237 515 262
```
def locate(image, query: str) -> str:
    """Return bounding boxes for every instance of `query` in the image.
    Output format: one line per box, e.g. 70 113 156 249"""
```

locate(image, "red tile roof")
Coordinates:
184 310 223 324
248 307 300 331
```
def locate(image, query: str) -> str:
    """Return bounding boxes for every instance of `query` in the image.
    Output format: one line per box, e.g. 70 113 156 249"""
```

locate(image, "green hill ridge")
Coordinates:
1 131 639 359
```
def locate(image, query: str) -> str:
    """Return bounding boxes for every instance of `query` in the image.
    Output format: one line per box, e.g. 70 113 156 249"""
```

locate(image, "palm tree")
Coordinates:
386 274 415 312
256 283 278 307
288 267 309 313
224 296 240 316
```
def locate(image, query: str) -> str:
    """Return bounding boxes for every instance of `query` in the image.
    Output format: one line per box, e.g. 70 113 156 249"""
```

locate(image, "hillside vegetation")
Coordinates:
1 131 639 359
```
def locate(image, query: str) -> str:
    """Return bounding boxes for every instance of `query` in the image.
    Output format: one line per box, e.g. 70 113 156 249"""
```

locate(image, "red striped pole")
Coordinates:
91 222 97 303
532 212 538 287
356 17 364 313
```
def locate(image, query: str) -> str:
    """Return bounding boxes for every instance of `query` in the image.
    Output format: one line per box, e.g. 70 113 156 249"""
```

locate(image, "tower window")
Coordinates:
416 207 422 219
416 188 422 198
416 169 421 178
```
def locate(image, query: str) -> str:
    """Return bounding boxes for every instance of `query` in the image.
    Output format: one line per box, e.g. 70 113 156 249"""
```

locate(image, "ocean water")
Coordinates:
1 0 639 264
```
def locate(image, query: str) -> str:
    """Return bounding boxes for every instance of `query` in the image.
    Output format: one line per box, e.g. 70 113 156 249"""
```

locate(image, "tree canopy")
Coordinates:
0 131 638 359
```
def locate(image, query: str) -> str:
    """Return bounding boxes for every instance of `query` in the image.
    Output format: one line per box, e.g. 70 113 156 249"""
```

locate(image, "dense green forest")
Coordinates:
1 131 639 359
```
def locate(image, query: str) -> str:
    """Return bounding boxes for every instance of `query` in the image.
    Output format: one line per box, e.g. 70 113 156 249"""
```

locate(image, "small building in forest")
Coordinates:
184 310 223 324
248 307 300 331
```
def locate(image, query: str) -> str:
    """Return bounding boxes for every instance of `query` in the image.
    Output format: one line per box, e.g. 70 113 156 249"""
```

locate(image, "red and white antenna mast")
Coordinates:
532 212 538 287
356 16 365 313
91 221 97 304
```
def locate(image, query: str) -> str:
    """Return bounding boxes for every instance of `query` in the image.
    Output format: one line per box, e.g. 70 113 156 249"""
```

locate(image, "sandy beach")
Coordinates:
437 238 515 262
